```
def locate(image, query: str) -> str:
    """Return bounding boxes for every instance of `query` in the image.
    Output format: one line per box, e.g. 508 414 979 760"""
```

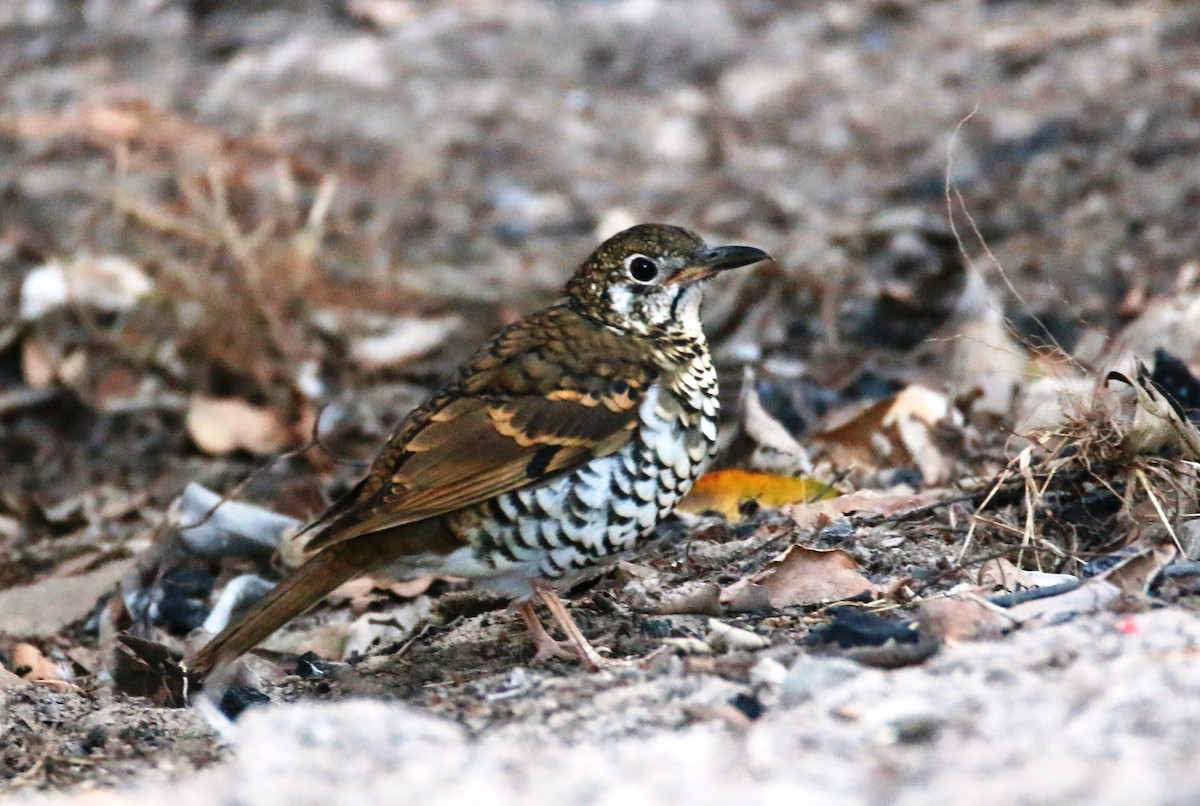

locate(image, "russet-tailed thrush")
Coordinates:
188 224 770 674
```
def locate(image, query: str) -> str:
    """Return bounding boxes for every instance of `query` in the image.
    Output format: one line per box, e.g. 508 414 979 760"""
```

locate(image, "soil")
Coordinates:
5 0 1200 802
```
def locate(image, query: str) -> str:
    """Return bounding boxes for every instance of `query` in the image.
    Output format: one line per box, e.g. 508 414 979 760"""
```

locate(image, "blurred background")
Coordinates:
6 1 1197 529
5 0 1199 581
2 0 1199 591
6 0 1200 793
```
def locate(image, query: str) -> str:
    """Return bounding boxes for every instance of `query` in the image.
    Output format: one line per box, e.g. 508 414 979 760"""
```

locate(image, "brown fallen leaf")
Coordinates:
883 386 958 484
722 545 879 611
917 596 1014 642
186 396 292 456
783 488 941 531
20 335 57 389
976 557 1025 592
814 385 959 482
329 577 384 616
812 396 894 462
111 634 187 707
330 575 440 616
679 469 838 520
1099 542 1178 596
739 377 812 463
342 596 434 659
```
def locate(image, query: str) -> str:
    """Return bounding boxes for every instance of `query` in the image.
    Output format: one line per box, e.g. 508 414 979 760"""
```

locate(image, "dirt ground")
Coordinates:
5 0 1200 802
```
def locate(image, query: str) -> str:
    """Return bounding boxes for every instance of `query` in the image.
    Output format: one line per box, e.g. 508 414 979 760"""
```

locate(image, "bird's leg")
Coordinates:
536 590 607 672
516 600 572 664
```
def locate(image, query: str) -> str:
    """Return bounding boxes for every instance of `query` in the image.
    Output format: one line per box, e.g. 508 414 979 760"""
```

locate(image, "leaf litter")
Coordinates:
5 0 1200 799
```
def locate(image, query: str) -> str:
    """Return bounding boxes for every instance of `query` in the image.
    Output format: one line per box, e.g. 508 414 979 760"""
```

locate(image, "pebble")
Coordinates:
780 657 863 706
705 619 769 653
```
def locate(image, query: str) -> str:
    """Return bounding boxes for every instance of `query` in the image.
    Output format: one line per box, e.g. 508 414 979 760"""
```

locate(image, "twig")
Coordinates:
989 579 1080 608
1135 467 1185 554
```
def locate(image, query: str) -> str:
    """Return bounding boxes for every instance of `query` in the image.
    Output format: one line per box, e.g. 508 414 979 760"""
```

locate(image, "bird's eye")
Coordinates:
626 255 659 283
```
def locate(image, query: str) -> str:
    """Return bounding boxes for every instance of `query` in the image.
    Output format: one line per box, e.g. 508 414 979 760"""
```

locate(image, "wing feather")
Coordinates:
301 305 656 554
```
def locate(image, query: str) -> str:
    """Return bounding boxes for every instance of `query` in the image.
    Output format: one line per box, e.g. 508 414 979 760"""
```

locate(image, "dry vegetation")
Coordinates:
5 0 1200 801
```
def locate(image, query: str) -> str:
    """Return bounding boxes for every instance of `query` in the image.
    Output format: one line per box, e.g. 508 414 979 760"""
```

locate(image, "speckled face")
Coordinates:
564 224 770 339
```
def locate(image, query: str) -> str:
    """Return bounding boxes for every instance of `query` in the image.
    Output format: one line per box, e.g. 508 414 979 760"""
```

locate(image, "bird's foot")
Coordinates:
517 600 575 664
518 594 622 671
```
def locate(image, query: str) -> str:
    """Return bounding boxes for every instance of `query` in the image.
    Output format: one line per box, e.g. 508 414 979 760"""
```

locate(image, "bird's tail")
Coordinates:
186 544 365 679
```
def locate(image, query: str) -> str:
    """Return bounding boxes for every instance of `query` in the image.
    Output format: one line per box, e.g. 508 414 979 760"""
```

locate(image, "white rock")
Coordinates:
706 618 769 653
780 656 863 706
350 314 461 369
20 255 152 320
749 657 788 687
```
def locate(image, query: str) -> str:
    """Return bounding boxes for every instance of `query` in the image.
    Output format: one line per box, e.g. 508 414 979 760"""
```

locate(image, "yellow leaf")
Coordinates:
679 469 839 520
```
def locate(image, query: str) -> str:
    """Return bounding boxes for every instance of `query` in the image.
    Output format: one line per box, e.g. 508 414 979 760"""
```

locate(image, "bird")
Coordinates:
186 223 770 677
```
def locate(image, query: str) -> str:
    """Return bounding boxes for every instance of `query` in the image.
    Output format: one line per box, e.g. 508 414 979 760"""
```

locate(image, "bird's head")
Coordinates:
565 224 771 339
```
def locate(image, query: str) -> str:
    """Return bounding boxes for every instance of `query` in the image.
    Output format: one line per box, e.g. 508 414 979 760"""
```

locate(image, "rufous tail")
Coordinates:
186 545 365 678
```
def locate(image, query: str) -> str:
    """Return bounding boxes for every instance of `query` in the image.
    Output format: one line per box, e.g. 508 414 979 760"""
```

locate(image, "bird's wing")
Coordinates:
301 306 656 553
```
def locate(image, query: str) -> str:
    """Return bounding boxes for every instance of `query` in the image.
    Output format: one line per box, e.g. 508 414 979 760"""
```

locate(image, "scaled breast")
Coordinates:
449 355 720 583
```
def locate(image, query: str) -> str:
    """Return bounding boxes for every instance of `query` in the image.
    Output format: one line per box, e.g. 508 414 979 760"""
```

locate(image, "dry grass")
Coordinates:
960 365 1200 573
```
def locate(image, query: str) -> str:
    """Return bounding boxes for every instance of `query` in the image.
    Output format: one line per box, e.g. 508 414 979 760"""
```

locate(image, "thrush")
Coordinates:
187 224 770 676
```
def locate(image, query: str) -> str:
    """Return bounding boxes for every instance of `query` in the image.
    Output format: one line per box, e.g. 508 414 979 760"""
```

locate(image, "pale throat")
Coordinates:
607 284 706 339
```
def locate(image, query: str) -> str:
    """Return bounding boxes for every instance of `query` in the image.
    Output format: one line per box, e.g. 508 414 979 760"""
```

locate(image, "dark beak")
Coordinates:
665 244 772 286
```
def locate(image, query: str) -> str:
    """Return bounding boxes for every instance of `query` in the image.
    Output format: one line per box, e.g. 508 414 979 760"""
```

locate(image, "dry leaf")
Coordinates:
722 545 878 611
389 575 438 599
883 386 958 483
813 396 894 460
1107 289 1200 369
1007 578 1122 626
342 596 433 659
949 309 1027 417
652 582 723 616
1013 374 1097 437
705 618 769 652
740 377 811 465
110 635 186 707
679 469 838 520
1098 542 1178 596
21 336 56 389
918 596 1014 642
783 488 940 531
1107 362 1200 460
976 557 1025 592
977 559 1077 594
329 577 383 616
186 396 292 456
815 385 959 481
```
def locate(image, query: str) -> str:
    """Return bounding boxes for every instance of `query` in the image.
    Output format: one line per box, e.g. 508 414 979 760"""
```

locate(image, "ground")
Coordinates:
4 0 1200 802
